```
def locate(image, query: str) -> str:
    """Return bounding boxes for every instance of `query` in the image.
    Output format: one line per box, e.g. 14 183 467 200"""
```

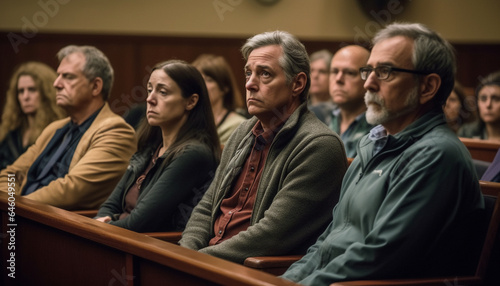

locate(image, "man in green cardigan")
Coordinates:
179 30 348 264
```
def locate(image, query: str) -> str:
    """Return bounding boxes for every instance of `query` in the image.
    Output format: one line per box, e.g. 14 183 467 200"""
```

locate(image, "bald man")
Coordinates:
327 45 372 157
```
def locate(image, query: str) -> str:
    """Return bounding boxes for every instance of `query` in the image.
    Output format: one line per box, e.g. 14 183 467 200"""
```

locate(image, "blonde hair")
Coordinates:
0 62 66 144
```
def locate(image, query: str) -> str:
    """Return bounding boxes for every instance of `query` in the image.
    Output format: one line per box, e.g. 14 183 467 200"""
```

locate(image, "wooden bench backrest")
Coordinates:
460 137 500 162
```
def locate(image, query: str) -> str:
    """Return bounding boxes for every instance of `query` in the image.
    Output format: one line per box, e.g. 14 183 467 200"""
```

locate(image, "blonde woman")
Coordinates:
0 62 65 169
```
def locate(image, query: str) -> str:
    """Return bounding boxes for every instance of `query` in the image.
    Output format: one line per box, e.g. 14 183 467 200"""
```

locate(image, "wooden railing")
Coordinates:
460 137 500 162
0 192 298 286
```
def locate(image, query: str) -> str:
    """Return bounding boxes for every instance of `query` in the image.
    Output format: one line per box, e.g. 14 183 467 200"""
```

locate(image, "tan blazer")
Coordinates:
0 103 137 210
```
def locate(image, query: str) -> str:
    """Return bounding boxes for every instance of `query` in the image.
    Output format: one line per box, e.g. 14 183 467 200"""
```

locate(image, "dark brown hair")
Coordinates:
136 60 221 164
192 54 244 111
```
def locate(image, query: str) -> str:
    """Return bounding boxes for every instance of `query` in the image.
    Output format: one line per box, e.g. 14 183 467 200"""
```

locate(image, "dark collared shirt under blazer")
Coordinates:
0 103 137 210
22 109 100 195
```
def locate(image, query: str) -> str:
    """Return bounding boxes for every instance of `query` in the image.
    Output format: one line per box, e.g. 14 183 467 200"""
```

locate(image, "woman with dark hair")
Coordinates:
443 81 477 133
95 60 220 232
0 62 65 170
192 54 247 145
459 71 500 141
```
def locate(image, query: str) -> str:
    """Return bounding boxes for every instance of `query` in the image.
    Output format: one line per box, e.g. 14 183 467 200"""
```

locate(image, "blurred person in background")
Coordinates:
443 81 476 133
327 45 372 157
0 62 65 170
192 54 247 145
459 71 500 141
309 49 335 122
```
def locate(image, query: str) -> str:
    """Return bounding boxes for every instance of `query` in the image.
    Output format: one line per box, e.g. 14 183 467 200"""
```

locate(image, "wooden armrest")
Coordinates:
244 255 303 269
330 276 480 286
72 209 98 218
142 231 183 244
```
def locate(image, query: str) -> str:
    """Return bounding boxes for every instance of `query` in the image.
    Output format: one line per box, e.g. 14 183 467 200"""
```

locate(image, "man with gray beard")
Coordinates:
282 22 484 285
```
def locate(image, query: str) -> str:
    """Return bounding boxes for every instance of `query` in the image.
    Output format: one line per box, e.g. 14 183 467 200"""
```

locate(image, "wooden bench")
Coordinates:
72 209 184 244
0 192 299 286
460 137 500 162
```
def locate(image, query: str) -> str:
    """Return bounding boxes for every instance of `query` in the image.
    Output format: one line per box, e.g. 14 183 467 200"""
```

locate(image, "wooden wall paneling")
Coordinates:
454 44 500 89
1 32 500 119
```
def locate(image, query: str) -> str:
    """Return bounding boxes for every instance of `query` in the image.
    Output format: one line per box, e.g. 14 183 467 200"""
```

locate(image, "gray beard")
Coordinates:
364 86 419 125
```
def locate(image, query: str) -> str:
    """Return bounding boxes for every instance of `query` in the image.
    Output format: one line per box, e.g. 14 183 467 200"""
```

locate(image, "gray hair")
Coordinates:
57 45 114 101
373 22 456 107
310 49 333 69
241 31 310 102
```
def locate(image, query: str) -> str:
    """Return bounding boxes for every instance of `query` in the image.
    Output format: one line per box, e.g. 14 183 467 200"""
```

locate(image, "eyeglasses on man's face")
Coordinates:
359 65 430 80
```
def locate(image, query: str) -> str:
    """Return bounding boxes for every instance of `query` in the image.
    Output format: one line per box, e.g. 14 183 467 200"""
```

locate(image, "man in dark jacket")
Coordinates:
283 22 485 285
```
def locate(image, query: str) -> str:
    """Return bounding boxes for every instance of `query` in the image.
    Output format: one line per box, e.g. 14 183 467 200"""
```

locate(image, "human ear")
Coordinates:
91 77 104 97
186 93 199 111
419 73 441 105
292 72 307 97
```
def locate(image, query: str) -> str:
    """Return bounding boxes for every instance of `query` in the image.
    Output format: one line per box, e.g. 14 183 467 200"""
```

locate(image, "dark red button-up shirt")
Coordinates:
209 120 280 245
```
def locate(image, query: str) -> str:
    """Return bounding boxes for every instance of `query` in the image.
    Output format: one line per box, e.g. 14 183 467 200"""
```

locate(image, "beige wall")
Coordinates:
1 0 499 43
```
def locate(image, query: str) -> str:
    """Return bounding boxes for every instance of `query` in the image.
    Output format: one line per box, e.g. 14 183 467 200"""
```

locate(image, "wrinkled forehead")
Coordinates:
245 45 283 69
369 36 414 68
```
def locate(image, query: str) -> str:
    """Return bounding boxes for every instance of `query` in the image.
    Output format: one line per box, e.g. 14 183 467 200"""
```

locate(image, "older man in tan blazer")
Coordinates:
0 45 136 210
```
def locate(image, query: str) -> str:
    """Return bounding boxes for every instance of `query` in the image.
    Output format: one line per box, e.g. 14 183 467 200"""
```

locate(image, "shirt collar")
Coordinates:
332 107 341 117
251 118 286 146
368 124 388 142
70 106 102 134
